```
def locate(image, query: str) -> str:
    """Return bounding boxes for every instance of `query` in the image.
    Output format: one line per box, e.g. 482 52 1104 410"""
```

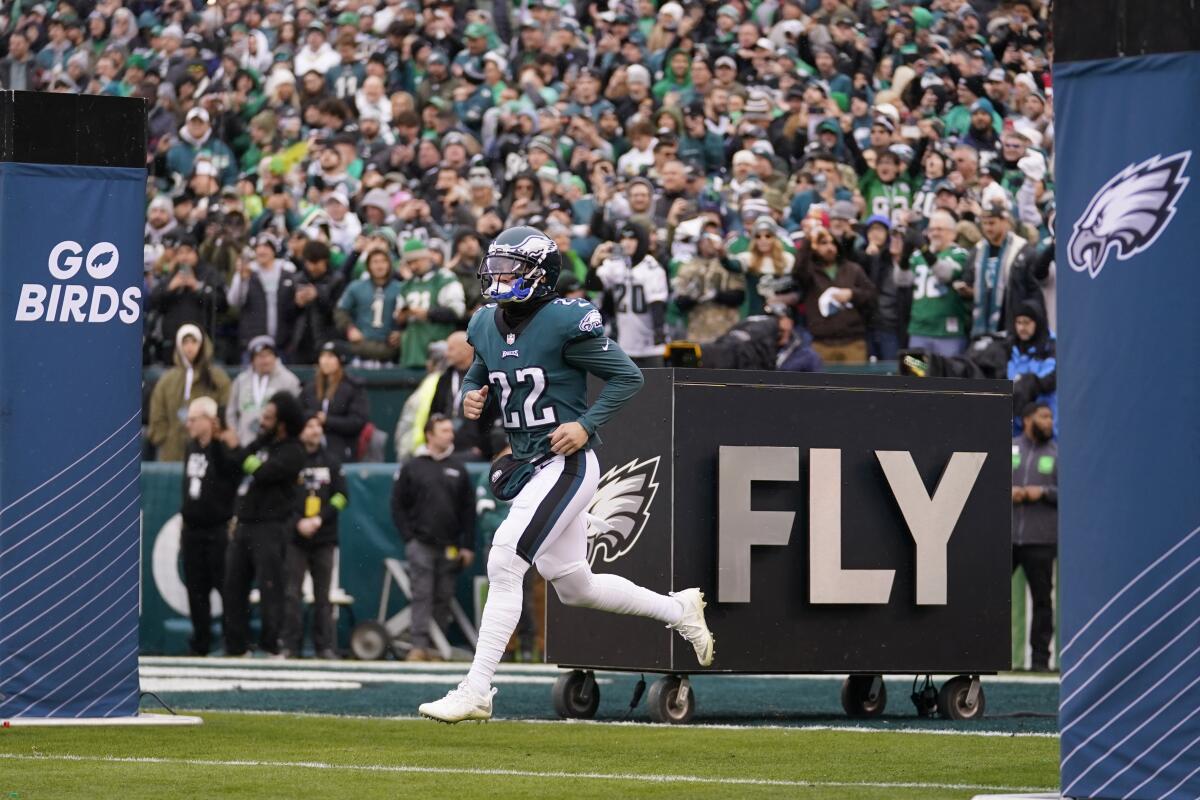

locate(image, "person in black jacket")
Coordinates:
279 414 349 659
390 414 476 661
181 396 242 656
290 241 346 364
853 215 910 361
223 390 307 656
300 341 369 463
429 331 497 461
149 232 227 361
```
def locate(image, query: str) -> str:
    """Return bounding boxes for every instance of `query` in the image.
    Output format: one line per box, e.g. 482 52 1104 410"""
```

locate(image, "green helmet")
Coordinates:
478 226 562 303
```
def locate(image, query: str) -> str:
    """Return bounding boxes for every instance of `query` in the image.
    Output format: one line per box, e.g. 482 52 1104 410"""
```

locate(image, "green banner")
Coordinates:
140 462 505 654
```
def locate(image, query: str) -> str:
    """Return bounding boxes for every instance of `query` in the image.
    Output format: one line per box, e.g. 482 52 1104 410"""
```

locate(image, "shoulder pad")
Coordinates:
550 297 604 338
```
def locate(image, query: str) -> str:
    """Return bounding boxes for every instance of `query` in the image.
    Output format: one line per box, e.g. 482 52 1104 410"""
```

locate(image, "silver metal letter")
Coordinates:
876 451 987 605
810 448 896 604
717 446 798 603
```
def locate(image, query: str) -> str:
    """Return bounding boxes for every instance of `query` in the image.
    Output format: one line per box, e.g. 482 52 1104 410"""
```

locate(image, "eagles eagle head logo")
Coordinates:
585 457 660 566
1068 151 1190 279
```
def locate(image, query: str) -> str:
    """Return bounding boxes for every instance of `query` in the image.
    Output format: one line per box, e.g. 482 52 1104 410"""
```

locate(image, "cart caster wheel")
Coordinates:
911 675 939 718
840 674 887 718
937 675 986 721
349 621 391 661
647 675 695 724
552 670 600 719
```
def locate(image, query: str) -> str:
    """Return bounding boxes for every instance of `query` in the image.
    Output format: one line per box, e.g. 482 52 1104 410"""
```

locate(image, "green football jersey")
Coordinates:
905 245 970 339
397 268 467 368
465 297 638 461
859 172 913 225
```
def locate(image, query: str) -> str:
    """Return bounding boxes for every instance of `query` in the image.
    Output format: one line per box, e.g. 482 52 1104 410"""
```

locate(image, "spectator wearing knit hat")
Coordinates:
225 336 303 447
394 239 467 369
227 234 301 356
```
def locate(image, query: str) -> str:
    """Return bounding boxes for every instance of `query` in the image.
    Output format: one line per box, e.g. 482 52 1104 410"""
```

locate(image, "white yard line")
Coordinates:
188 708 1060 738
0 753 1057 794
139 667 597 687
140 679 363 692
137 658 1060 685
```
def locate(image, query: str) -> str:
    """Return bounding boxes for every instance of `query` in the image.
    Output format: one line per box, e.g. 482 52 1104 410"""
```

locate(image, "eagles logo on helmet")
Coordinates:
478 226 563 303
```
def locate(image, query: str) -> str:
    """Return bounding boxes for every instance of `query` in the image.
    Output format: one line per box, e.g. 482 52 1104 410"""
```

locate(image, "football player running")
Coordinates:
418 226 714 723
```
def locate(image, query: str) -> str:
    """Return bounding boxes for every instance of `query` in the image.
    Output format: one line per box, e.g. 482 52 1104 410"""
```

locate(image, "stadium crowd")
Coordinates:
3 0 1057 440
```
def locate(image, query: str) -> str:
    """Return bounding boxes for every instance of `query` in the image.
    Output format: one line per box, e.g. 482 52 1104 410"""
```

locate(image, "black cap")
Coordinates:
319 339 349 364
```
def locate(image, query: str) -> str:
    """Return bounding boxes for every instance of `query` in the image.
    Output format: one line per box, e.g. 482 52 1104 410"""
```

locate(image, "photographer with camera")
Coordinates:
673 228 746 344
148 232 227 364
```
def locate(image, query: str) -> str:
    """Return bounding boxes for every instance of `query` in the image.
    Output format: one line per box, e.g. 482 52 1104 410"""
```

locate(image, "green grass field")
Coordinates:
0 711 1059 799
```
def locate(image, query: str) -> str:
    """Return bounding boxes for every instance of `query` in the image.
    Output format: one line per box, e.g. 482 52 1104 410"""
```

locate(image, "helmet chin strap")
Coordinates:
491 274 543 303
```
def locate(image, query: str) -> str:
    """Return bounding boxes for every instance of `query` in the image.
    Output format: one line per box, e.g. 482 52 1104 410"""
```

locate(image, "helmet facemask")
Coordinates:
478 252 546 303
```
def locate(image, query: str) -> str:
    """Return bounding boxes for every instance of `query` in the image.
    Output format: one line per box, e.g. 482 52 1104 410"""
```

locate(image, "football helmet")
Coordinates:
478 226 562 303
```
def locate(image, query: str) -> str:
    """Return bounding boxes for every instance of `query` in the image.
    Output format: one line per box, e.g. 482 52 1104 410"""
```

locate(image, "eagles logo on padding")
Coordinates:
1068 151 1190 279
585 456 660 566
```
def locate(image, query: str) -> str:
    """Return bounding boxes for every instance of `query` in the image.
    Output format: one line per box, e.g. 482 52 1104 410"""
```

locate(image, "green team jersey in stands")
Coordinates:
463 296 643 461
859 172 913 225
337 278 404 342
906 245 971 339
397 268 467 368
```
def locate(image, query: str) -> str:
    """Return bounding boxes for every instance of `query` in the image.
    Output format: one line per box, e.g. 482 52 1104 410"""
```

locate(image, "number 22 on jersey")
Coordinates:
489 367 558 429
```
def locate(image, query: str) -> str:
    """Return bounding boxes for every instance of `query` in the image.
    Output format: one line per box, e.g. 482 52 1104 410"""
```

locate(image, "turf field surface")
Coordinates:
1 710 1059 800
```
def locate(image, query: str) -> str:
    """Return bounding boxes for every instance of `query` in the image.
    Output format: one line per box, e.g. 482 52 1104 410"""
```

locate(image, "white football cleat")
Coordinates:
670 588 715 667
418 681 497 723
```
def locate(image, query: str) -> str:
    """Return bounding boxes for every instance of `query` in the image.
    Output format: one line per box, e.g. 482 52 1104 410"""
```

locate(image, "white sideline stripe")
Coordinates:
136 659 1061 686
0 410 139 516
142 679 365 692
1060 555 1200 684
216 709 1063 738
139 667 600 686
1062 525 1200 655
0 753 1058 793
0 428 140 537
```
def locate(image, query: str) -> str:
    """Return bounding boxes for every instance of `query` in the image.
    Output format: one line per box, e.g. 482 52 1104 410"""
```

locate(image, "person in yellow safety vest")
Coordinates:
393 340 448 461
